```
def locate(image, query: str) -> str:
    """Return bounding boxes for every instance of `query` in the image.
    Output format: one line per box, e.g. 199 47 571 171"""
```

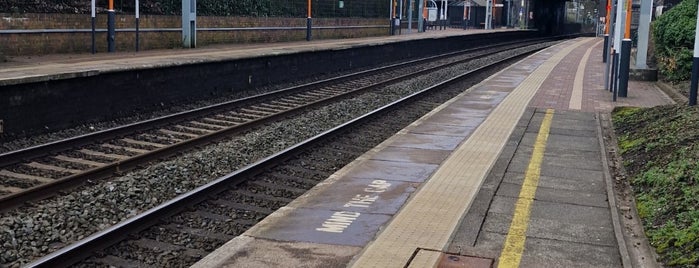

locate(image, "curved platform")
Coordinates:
191 37 672 268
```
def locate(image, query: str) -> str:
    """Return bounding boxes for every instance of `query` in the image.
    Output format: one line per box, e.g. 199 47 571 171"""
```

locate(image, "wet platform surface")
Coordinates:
193 37 674 268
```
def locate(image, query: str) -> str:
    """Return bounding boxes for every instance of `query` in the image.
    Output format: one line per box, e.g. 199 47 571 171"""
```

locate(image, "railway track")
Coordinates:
22 39 556 267
0 37 556 211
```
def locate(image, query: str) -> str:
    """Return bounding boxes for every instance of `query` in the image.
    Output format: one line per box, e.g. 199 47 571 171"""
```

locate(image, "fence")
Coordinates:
0 0 392 55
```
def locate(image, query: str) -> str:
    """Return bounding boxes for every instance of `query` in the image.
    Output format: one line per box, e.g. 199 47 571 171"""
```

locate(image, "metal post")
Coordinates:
485 0 492 29
408 0 413 33
689 0 699 106
636 0 652 68
135 0 140 52
612 50 618 101
619 0 632 97
307 0 312 41
506 0 511 27
604 0 616 90
444 0 448 29
182 0 197 48
418 0 424 32
602 0 610 62
107 0 115 52
91 0 95 54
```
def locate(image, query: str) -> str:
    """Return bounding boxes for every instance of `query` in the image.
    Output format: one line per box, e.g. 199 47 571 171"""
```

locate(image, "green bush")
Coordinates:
652 0 697 82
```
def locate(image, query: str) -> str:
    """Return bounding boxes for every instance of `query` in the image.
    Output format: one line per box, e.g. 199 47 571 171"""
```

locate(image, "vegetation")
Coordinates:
613 105 699 266
652 0 697 82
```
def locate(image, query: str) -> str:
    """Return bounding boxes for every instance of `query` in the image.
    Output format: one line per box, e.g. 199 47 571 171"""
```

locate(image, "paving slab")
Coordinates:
387 133 465 150
408 122 479 137
192 236 360 268
509 151 603 171
247 207 392 247
475 232 622 268
340 159 439 182
489 196 613 227
482 212 617 246
292 177 417 214
501 171 606 193
370 146 451 164
495 182 609 208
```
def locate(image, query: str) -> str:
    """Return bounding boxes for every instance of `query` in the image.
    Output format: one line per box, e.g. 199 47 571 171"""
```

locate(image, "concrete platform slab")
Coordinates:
476 232 622 268
247 206 392 247
388 133 465 150
341 159 439 183
192 236 360 268
371 146 451 164
502 172 606 193
520 132 600 151
506 157 605 178
408 122 479 137
483 212 617 246
495 182 609 208
510 151 603 171
489 196 613 227
292 177 417 215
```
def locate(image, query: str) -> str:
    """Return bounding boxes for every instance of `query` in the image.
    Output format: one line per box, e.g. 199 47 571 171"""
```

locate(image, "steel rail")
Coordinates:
0 39 553 211
25 45 545 268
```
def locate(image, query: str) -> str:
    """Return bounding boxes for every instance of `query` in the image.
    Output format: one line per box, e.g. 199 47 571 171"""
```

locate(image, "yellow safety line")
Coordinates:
498 108 554 268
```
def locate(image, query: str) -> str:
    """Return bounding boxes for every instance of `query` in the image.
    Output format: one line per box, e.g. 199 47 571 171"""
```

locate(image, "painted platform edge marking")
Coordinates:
348 38 593 268
498 109 554 268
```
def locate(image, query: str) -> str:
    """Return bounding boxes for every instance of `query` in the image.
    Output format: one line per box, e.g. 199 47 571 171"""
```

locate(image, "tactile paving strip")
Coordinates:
349 38 592 268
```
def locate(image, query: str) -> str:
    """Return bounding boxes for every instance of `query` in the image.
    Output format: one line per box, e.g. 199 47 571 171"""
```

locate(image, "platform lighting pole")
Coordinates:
618 0 632 97
688 0 699 106
135 0 140 52
107 0 115 52
307 0 312 41
91 0 95 54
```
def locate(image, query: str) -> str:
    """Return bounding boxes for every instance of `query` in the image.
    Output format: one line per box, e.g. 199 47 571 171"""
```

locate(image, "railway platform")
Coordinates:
0 28 505 87
192 37 673 267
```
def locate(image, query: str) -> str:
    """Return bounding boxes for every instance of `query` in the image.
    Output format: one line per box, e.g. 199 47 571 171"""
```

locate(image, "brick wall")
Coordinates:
0 13 387 55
